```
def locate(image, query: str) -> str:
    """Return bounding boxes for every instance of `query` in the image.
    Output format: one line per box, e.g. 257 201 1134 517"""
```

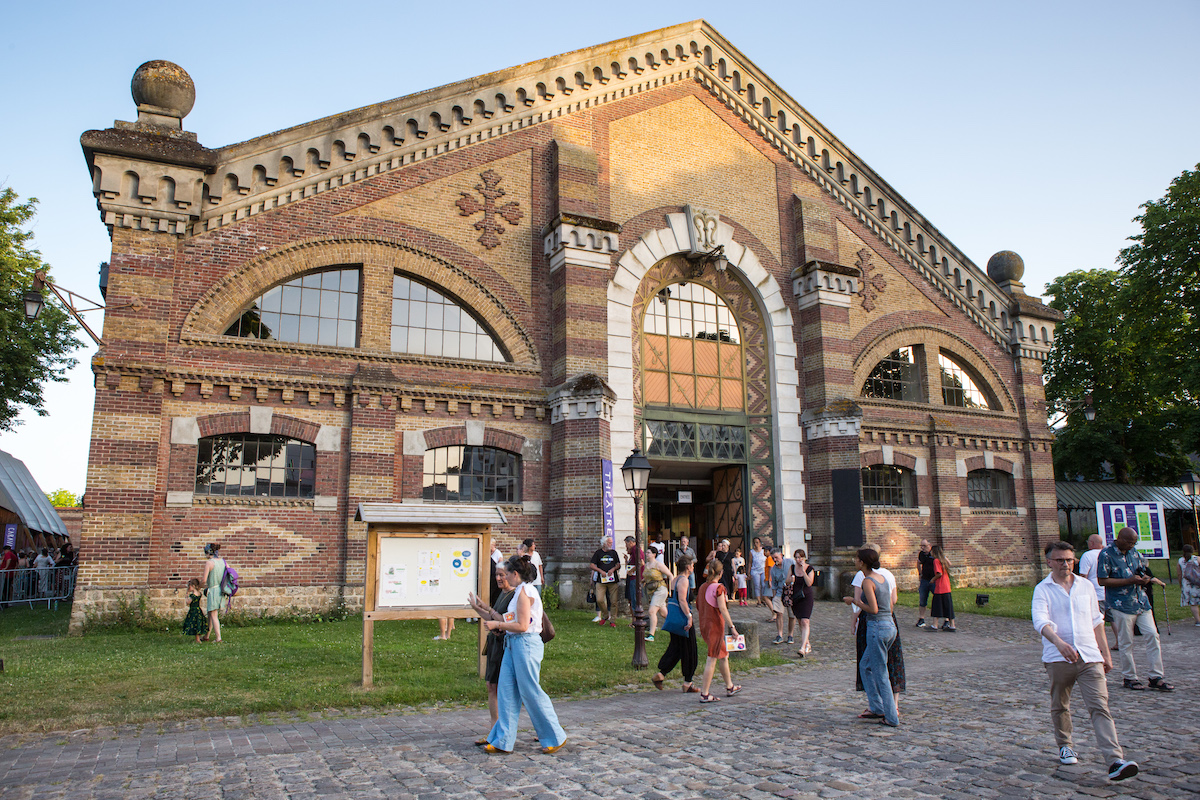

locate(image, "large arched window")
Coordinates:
224 268 359 347
939 352 998 409
862 346 922 402
195 434 316 498
967 469 1015 508
861 465 917 508
642 283 744 410
422 445 520 502
391 275 508 362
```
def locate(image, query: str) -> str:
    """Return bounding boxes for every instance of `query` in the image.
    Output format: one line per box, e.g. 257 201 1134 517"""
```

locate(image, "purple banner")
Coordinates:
602 459 615 544
3 523 16 549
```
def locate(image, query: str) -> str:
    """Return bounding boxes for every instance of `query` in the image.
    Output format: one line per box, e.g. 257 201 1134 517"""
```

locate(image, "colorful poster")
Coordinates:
451 548 473 578
602 459 615 544
1095 501 1170 559
417 549 443 594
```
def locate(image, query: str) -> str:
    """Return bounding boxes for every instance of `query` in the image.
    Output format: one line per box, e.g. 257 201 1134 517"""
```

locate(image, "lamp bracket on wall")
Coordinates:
23 269 141 347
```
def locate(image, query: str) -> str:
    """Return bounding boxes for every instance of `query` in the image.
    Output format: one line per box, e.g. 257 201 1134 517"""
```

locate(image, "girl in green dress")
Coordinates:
183 578 209 642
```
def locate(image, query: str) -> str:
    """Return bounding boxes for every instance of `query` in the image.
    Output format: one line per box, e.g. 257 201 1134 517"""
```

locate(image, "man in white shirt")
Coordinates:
490 541 505 565
1077 534 1106 611
1031 540 1137 781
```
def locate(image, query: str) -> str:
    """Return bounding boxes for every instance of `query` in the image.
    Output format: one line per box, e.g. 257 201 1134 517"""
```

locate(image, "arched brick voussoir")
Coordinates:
196 412 251 438
180 237 540 368
483 428 525 454
271 415 321 443
861 450 885 468
964 455 1014 474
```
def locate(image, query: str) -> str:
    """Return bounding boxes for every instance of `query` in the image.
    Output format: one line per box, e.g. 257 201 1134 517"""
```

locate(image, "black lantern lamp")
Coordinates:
620 448 652 669
23 287 45 321
1181 471 1200 551
1081 393 1096 422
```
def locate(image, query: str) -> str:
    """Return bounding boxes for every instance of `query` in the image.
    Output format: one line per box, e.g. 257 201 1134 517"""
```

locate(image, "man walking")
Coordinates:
1032 541 1138 781
590 535 621 627
1098 527 1174 691
623 535 644 615
915 539 935 628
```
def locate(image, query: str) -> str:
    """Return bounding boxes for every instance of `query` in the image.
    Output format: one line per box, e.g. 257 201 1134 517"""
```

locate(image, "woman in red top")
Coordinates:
696 558 742 703
929 544 956 632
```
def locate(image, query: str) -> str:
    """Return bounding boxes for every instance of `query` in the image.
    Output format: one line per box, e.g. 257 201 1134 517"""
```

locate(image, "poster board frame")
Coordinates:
1095 501 1170 559
359 506 500 688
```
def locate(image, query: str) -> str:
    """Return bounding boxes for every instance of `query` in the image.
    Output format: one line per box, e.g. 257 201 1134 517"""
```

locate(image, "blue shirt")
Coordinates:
1097 544 1150 615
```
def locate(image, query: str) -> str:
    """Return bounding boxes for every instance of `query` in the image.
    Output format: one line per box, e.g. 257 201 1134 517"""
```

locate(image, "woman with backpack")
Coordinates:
201 542 226 643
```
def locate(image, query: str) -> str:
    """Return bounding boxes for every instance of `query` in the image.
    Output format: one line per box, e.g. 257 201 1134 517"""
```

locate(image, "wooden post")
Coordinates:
478 532 490 677
363 616 375 688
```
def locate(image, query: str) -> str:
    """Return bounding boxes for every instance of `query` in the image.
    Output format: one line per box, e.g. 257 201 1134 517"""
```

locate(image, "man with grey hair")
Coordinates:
678 535 697 601
590 535 621 627
1077 534 1108 635
1098 527 1173 691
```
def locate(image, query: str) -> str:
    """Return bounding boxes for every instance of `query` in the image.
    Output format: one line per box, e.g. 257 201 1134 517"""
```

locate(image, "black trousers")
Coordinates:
657 627 698 682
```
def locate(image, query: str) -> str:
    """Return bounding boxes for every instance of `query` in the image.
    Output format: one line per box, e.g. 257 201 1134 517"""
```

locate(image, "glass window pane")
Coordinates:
393 299 409 327
409 328 426 354
341 270 358 293
410 302 426 328
281 285 302 314
444 306 460 331
410 282 427 302
391 327 408 352
302 273 322 288
425 330 443 357
318 317 338 345
261 287 282 312
393 275 409 299
337 320 356 347
320 290 340 319
259 312 280 340
321 271 340 292
298 316 319 344
280 315 300 342
300 288 320 316
426 302 444 331
340 292 357 320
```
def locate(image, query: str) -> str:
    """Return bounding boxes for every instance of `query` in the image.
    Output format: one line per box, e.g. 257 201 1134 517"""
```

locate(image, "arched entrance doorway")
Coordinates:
632 254 776 566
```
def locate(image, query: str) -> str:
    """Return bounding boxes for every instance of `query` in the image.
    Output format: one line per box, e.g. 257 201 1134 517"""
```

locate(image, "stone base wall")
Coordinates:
68 585 367 633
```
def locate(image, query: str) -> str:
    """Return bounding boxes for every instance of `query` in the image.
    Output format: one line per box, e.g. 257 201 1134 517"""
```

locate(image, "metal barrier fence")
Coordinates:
0 565 78 609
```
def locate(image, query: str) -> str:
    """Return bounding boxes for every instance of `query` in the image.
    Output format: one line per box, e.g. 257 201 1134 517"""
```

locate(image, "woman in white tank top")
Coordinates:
482 555 566 754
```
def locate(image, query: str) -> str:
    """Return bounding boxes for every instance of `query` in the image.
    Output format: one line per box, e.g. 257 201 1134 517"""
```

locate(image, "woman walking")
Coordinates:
482 555 567 754
696 558 742 703
201 543 226 643
929 544 956 631
651 553 699 693
843 548 899 727
749 537 767 608
850 548 904 712
791 549 816 656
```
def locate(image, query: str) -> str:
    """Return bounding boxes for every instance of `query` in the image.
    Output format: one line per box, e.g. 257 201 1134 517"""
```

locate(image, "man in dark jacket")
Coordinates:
916 539 936 628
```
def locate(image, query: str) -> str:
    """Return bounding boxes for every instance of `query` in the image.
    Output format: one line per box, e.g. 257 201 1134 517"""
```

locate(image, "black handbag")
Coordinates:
586 587 597 604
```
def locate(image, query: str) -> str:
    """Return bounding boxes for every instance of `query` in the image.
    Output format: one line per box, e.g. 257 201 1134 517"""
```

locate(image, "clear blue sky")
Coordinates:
1 0 1197 495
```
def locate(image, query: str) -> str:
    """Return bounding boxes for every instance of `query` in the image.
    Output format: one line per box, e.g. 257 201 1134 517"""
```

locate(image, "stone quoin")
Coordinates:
71 20 1062 631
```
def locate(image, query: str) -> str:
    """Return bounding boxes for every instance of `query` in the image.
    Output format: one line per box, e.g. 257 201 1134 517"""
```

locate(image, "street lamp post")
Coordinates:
1180 470 1200 552
620 448 652 670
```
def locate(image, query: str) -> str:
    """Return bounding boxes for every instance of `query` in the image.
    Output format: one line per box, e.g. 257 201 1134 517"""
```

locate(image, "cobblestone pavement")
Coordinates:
2 604 1197 799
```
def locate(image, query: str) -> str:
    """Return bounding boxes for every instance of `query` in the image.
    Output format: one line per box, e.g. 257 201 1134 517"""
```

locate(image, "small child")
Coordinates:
183 578 209 643
735 565 749 605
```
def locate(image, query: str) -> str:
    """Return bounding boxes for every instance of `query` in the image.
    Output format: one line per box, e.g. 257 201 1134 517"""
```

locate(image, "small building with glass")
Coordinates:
70 21 1062 625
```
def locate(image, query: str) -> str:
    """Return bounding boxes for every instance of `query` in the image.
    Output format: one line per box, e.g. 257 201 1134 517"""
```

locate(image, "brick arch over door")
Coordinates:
854 323 1017 413
607 211 804 550
179 237 540 368
860 449 918 471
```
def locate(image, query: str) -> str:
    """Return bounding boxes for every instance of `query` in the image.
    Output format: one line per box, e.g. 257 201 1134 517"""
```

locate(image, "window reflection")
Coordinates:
195 434 316 498
225 268 359 348
422 445 520 502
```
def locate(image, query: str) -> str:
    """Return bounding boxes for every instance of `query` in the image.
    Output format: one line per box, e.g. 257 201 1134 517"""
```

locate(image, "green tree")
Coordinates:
1044 269 1190 483
45 488 79 507
0 187 81 431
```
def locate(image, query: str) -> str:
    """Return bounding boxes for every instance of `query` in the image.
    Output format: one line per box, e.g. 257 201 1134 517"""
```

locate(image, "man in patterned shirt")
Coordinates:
1097 527 1174 691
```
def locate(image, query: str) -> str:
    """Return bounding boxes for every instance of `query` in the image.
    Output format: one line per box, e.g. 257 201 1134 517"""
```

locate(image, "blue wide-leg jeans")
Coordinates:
487 632 566 751
860 616 899 726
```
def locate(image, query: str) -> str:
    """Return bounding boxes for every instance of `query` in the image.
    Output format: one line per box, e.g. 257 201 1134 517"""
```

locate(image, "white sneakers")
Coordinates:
1058 746 1078 765
1107 760 1139 781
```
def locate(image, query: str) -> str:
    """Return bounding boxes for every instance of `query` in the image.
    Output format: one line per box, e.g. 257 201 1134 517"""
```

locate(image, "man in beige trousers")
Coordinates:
1031 540 1138 781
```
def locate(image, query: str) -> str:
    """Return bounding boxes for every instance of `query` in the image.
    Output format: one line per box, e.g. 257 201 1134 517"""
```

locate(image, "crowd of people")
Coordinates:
0 541 77 605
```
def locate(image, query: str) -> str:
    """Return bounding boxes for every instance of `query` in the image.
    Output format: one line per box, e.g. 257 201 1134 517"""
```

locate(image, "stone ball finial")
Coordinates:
131 60 195 119
987 250 1025 284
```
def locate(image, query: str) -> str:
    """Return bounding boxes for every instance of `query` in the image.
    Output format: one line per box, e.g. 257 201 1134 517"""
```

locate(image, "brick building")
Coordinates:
71 20 1061 628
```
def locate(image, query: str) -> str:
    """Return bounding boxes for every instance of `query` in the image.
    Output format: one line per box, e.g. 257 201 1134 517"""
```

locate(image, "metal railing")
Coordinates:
0 565 78 609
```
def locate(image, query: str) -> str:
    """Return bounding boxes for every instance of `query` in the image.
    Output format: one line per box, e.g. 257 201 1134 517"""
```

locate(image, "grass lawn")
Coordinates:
0 606 786 735
896 579 1196 624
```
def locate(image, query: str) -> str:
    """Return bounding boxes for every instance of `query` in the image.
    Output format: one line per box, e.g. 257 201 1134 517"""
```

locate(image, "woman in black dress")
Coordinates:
790 549 816 656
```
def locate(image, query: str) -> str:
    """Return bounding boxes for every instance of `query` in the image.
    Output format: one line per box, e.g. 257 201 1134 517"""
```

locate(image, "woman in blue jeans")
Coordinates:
843 547 899 727
482 555 567 754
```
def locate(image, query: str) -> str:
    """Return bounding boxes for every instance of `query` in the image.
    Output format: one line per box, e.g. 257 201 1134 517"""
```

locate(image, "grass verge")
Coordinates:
0 606 786 735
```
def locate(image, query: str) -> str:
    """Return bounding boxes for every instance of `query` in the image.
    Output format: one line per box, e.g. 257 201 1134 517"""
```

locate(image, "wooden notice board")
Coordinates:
357 503 504 688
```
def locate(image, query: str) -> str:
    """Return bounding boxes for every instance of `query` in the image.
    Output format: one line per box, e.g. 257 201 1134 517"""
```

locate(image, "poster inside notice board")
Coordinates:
1095 501 1170 559
376 535 481 608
